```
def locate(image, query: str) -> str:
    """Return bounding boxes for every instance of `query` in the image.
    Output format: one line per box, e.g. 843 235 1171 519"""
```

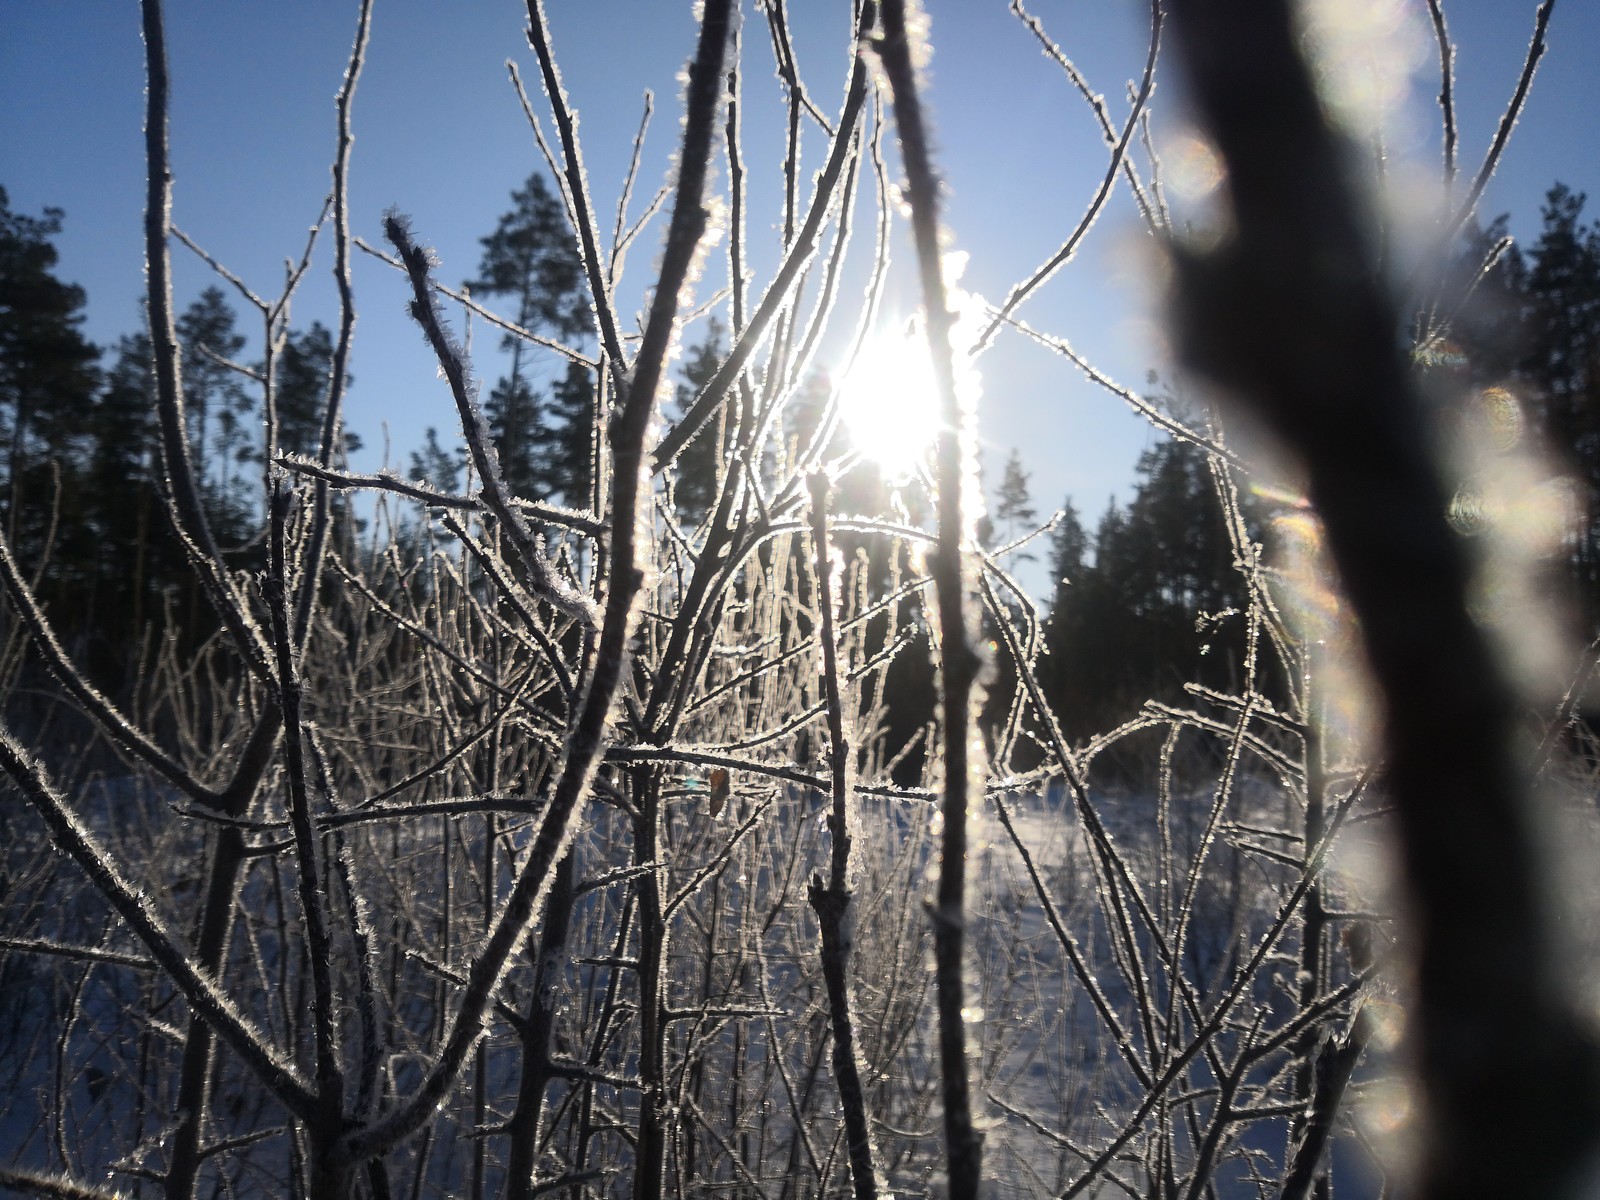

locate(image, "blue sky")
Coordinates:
2 1 1595 596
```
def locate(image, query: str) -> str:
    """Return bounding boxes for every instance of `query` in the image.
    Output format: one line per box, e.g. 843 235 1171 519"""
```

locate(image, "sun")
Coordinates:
837 322 942 481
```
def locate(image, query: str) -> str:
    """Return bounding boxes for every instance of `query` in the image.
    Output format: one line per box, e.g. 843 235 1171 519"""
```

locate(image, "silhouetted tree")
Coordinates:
1521 187 1600 618
0 187 99 567
468 173 593 503
274 320 355 461
543 358 597 508
409 425 465 493
81 334 164 660
176 286 252 536
671 318 728 522
993 448 1037 561
1042 420 1253 746
1452 185 1600 627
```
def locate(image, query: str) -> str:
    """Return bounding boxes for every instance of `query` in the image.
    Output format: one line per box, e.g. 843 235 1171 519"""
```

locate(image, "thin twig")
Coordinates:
382 213 597 627
873 3 983 1194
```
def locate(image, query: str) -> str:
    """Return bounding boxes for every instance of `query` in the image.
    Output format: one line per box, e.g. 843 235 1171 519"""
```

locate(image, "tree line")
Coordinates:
7 176 1600 754
1 185 356 689
0 177 704 698
1027 184 1600 750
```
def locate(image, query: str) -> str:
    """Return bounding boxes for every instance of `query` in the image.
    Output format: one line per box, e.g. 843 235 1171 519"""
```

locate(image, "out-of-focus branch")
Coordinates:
0 1167 131 1200
1167 1 1600 1196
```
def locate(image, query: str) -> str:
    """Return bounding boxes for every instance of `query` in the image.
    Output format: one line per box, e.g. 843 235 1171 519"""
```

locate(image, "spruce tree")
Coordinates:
1042 429 1255 745
1047 497 1087 592
480 373 548 498
545 359 597 509
275 321 330 459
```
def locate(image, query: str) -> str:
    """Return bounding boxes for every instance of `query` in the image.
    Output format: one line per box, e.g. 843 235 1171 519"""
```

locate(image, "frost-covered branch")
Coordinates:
383 213 598 628
0 732 318 1121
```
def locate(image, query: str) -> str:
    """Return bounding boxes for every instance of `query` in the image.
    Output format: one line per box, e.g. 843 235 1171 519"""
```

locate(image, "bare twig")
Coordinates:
0 733 318 1121
804 473 882 1200
872 3 984 1194
974 0 1162 354
140 0 273 681
383 213 597 627
654 1 877 470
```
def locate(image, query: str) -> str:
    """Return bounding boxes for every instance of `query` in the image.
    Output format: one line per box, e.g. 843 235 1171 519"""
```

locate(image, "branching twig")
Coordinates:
340 1 734 1162
382 213 597 628
140 0 273 682
0 733 318 1122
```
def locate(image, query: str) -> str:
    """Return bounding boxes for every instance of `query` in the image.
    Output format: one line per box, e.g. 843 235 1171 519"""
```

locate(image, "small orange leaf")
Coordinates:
708 768 730 818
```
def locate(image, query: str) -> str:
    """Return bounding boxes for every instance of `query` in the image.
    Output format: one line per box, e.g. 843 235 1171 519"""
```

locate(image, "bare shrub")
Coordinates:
2 2 1593 1198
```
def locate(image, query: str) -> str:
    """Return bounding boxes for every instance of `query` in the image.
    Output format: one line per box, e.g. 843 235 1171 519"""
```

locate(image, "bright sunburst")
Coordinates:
837 321 941 481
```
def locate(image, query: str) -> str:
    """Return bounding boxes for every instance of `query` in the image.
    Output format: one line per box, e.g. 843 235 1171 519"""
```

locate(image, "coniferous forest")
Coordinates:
4 2 1600 1198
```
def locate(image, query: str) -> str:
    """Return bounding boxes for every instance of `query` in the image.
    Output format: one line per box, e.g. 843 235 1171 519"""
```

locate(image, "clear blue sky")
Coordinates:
3 1 1595 596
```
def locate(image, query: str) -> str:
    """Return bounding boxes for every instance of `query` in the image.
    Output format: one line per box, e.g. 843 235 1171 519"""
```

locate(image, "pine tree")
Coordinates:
74 325 253 679
1451 184 1600 627
671 318 728 522
1522 186 1600 618
176 288 244 483
274 321 358 461
0 187 100 564
993 449 1038 561
480 373 548 498
1041 426 1256 749
544 359 598 509
409 426 465 493
468 173 593 503
1047 497 1087 592
470 174 587 339
80 334 180 669
176 287 255 539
